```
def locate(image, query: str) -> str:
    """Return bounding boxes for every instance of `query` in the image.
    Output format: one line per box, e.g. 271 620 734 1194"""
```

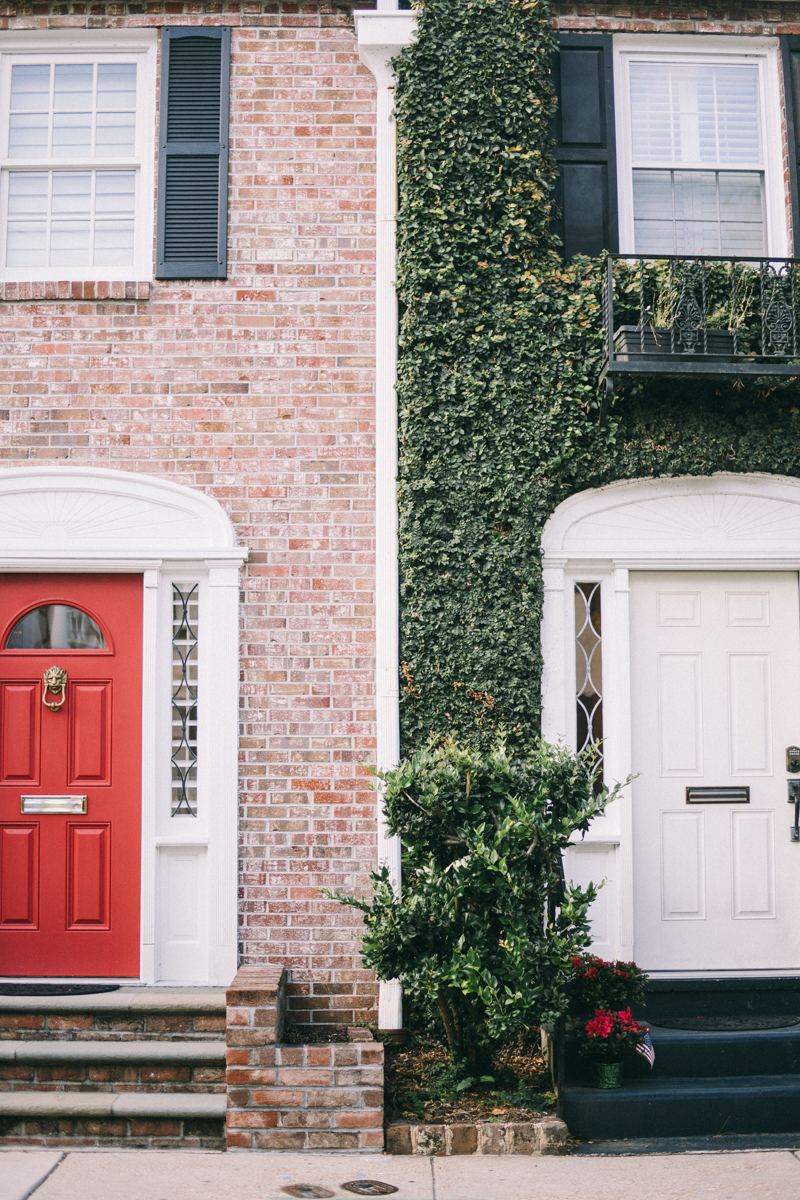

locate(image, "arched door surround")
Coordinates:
0 467 246 986
541 473 800 971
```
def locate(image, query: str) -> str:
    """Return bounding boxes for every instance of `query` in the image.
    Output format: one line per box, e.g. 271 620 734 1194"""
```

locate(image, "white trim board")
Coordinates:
0 466 245 987
542 472 800 969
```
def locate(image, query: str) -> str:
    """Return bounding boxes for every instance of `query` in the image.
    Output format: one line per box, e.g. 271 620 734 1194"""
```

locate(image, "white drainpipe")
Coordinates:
354 2 416 1031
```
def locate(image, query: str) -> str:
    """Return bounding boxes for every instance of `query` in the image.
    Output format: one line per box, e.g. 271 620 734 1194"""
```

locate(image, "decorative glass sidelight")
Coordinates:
575 582 603 785
171 584 198 817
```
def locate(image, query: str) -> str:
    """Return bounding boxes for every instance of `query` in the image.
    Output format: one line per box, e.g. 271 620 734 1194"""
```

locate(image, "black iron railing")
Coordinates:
601 254 800 390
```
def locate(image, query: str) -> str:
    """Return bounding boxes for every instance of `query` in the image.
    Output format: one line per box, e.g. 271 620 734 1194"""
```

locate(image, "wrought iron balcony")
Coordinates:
601 254 800 392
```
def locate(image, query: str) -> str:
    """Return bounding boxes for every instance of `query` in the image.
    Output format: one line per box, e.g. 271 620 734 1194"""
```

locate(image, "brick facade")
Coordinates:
0 0 379 1027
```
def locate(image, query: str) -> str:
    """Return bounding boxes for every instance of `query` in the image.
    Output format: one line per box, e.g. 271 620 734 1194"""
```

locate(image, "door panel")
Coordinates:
66 823 110 929
68 681 111 785
632 571 800 971
0 574 142 977
0 823 38 927
0 682 40 783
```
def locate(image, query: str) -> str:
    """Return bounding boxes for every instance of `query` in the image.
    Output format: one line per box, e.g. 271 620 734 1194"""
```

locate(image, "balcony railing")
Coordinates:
601 254 800 391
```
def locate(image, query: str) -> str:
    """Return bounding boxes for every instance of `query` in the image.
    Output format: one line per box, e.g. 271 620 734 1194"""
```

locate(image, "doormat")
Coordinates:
0 984 121 996
649 1016 800 1031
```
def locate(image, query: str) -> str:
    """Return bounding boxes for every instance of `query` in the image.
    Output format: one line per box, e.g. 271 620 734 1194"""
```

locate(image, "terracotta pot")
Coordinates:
590 1060 624 1089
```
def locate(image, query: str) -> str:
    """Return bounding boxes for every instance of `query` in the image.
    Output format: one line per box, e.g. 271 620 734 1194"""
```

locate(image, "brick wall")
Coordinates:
552 2 800 35
226 965 384 1151
0 0 379 1028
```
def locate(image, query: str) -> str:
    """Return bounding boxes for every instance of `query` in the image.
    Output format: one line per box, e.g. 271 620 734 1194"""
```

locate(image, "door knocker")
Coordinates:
42 666 67 712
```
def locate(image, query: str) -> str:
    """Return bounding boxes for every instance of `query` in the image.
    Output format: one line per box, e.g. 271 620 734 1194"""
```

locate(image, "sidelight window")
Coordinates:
575 582 603 784
171 584 198 817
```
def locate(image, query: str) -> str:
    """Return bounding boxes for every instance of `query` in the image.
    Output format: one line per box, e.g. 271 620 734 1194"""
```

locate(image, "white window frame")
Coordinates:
613 35 789 259
0 29 156 282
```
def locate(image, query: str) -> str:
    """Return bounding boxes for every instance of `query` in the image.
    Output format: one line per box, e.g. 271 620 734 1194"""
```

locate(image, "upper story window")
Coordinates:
0 32 156 282
629 61 765 255
553 34 789 260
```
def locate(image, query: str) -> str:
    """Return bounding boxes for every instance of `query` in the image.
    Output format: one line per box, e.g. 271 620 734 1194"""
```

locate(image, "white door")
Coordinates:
630 571 800 972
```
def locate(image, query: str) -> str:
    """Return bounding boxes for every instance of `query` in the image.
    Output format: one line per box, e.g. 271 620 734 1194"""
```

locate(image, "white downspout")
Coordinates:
354 2 416 1032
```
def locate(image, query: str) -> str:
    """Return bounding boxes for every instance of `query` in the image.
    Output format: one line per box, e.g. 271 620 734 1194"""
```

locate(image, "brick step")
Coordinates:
0 1037 226 1094
0 1090 226 1149
0 987 226 1042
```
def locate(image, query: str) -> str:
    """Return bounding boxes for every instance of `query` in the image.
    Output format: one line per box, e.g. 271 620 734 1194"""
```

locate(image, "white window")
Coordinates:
0 31 156 281
614 36 788 258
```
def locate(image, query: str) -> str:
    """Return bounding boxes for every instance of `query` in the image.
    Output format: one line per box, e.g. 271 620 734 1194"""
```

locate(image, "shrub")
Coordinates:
334 736 627 1066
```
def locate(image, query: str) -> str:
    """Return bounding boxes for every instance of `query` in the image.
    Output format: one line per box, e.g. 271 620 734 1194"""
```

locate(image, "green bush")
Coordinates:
335 737 626 1065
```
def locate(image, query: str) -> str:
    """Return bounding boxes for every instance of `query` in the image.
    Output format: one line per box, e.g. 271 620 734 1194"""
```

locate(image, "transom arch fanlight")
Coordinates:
3 602 107 651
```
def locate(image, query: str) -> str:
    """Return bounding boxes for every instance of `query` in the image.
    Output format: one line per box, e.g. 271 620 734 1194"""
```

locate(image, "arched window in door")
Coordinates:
4 604 106 650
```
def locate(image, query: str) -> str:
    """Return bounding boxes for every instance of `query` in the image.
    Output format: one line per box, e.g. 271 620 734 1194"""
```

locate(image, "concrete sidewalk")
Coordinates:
4 1147 800 1200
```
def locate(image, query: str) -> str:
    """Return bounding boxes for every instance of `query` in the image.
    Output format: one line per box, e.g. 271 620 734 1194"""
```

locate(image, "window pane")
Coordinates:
53 63 93 111
6 223 47 266
95 111 135 157
10 64 50 112
94 170 135 214
52 112 92 156
8 113 48 157
94 220 134 266
50 220 91 266
630 62 761 166
7 173 48 216
633 168 764 256
51 172 91 215
96 63 136 110
5 604 106 650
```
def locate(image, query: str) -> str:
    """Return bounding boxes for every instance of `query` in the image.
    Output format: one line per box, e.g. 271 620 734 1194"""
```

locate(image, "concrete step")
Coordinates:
0 1039 225 1064
0 987 226 1045
567 1024 800 1082
632 976 800 1021
0 1091 227 1119
562 1073 800 1140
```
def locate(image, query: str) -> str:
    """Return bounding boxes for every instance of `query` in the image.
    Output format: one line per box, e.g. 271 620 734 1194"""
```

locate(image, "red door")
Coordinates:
0 575 142 977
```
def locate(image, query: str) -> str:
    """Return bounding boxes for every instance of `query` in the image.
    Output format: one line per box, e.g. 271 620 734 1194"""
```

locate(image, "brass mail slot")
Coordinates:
686 787 750 804
20 796 87 815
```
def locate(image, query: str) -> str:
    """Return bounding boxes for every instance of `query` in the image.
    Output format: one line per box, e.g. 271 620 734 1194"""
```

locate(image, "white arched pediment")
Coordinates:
542 473 800 564
0 466 241 562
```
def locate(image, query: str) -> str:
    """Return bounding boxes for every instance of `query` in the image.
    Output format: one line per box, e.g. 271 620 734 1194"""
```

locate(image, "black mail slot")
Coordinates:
686 787 750 804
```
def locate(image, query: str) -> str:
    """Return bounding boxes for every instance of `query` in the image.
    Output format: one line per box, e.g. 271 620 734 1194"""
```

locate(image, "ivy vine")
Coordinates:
394 0 800 754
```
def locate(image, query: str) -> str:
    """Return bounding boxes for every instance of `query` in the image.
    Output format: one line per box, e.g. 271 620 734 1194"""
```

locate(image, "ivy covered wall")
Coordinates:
394 0 800 753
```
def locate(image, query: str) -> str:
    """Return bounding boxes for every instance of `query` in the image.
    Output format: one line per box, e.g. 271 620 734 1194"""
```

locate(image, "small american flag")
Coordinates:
636 1028 655 1068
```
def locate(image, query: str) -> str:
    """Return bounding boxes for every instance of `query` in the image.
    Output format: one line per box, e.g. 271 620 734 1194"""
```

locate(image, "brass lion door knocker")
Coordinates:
42 666 68 712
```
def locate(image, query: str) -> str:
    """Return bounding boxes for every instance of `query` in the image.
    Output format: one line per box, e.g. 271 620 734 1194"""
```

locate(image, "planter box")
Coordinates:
385 1117 569 1156
613 326 735 360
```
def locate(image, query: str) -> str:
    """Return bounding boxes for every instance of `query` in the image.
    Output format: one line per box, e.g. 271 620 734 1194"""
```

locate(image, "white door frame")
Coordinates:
0 466 246 986
541 472 800 974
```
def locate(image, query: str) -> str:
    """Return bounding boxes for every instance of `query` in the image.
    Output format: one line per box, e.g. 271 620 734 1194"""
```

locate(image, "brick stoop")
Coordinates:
0 988 227 1148
226 965 384 1152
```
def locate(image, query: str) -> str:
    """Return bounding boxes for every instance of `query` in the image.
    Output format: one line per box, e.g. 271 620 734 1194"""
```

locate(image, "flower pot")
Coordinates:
590 1060 624 1089
613 325 735 360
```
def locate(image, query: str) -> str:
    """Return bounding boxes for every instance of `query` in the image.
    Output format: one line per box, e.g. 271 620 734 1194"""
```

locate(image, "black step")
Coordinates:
562 1073 800 1140
632 976 800 1021
567 1024 800 1081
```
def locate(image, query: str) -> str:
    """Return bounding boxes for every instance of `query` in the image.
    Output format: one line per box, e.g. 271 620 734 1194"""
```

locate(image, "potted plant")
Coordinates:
569 954 648 1016
574 1008 647 1089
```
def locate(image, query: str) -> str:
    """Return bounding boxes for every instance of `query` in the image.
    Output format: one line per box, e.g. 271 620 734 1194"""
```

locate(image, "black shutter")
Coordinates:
156 27 230 280
781 36 800 254
552 33 618 258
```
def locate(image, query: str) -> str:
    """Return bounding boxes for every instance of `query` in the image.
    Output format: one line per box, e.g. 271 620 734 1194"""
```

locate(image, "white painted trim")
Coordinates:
354 7 416 1031
613 34 788 257
542 472 800 966
0 28 157 282
0 466 245 986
